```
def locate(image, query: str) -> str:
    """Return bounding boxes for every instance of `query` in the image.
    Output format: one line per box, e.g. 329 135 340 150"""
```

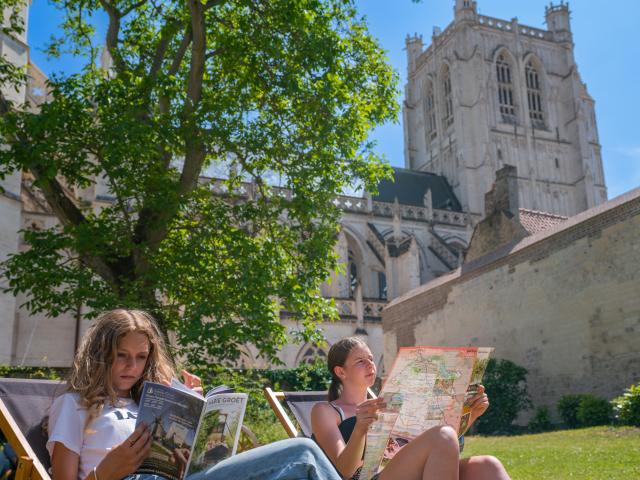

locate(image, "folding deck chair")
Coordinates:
0 378 65 480
264 387 465 453
1 378 260 480
263 387 377 438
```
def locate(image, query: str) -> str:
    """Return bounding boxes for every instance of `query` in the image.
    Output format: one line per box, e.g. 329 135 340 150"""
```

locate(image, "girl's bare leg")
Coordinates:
380 425 460 480
459 455 511 480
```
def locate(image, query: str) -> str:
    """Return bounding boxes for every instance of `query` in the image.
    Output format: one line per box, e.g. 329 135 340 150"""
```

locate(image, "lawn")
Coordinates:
249 420 640 479
463 426 640 479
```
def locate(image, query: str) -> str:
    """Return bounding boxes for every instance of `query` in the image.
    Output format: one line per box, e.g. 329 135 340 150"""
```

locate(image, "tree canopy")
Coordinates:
0 0 398 363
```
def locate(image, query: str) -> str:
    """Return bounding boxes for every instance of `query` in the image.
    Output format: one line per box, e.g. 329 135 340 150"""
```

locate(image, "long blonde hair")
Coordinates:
67 309 176 420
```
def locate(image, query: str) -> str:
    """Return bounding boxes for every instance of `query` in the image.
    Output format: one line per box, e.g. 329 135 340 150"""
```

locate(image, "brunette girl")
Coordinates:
311 337 510 480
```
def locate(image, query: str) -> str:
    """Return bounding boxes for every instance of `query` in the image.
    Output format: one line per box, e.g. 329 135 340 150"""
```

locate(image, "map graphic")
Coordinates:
359 346 493 480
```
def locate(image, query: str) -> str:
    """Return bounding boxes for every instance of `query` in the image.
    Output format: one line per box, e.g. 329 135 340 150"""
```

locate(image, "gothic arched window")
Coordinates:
377 271 387 300
424 80 437 141
526 61 545 129
297 344 328 366
496 54 516 124
348 250 359 298
441 66 454 129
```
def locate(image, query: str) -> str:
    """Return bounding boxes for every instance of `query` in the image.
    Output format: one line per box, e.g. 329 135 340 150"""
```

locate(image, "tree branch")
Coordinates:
0 91 10 116
178 0 207 194
0 92 129 294
168 26 192 77
204 0 228 10
148 20 179 86
99 0 126 73
184 1 206 112
122 0 148 17
29 167 126 288
205 47 226 60
132 2 206 264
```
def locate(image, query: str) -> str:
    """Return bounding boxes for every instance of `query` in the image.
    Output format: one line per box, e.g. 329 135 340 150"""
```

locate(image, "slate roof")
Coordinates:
373 167 462 212
518 208 568 235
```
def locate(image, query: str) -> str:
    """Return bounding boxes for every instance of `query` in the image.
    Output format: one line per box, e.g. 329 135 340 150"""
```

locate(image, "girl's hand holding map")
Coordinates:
466 384 489 422
354 398 387 433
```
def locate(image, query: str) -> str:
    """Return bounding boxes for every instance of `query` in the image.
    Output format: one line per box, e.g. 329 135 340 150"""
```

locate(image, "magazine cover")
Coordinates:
186 393 248 475
136 382 205 480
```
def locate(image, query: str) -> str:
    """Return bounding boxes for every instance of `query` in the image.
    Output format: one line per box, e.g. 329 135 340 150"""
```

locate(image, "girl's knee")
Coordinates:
434 425 459 443
474 455 507 474
420 425 459 452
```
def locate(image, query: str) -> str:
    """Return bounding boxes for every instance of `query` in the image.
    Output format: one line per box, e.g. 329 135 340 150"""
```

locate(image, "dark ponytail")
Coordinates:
327 337 367 402
328 377 342 402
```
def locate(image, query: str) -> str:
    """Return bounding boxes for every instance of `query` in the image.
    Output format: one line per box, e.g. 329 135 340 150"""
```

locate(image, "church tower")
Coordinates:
403 1 607 218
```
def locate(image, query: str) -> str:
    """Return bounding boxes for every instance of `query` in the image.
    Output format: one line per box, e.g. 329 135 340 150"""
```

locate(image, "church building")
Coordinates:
0 1 618 383
403 0 607 217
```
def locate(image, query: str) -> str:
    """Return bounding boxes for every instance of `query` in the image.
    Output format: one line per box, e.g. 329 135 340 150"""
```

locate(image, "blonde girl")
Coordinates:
311 337 511 480
48 309 342 480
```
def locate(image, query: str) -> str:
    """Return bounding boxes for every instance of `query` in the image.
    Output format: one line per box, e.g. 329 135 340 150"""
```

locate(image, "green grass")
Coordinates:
246 421 640 478
463 426 640 479
245 413 290 445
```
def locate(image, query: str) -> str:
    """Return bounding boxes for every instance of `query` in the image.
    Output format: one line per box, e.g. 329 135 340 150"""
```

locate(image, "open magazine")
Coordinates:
135 379 248 480
359 346 493 480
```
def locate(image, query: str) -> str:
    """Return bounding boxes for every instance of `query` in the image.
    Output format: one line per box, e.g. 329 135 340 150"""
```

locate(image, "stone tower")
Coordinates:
403 1 607 217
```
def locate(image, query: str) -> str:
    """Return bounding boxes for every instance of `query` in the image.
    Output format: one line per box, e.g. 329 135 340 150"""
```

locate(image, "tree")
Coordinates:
0 0 398 363
473 359 532 434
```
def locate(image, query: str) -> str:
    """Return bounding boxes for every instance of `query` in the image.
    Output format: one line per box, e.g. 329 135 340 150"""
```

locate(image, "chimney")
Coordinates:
486 164 520 221
464 165 528 263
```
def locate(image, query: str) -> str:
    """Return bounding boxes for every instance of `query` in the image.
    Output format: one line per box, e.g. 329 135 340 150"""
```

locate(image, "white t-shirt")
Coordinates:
46 392 138 480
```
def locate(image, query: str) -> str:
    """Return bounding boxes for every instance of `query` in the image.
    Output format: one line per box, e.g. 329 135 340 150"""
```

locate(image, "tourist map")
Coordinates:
359 346 493 480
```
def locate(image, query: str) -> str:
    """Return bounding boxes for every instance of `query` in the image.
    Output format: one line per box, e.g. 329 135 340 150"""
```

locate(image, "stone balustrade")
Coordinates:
331 195 368 213
477 15 551 40
334 298 357 317
333 298 387 321
363 299 386 318
205 178 468 226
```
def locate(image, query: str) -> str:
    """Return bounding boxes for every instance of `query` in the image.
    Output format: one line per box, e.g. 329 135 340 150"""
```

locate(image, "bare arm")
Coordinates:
51 424 152 480
51 442 83 480
311 399 384 479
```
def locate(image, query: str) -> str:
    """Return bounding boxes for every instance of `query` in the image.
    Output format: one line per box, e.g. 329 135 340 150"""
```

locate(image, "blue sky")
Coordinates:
27 0 640 199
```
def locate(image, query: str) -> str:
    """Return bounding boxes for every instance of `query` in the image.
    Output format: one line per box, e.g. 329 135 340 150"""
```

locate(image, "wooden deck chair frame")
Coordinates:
264 387 376 438
0 397 50 480
0 376 259 480
0 390 259 480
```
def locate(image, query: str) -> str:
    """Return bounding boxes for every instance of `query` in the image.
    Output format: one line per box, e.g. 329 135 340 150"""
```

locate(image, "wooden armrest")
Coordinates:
263 387 298 438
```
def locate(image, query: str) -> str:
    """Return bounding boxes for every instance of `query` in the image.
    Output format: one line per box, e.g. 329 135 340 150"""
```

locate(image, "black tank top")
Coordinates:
312 403 379 480
312 402 356 443
332 403 357 442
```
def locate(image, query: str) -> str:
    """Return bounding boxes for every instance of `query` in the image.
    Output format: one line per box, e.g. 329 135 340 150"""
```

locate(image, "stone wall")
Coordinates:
0 5 29 364
0 191 21 364
383 188 640 415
